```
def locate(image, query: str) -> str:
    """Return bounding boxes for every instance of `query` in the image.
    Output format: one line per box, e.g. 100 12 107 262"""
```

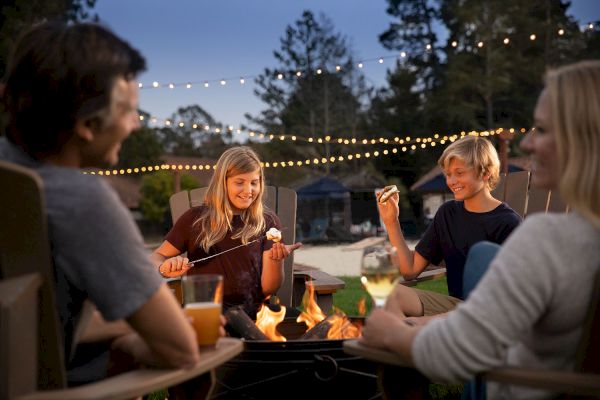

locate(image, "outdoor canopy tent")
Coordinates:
295 177 352 241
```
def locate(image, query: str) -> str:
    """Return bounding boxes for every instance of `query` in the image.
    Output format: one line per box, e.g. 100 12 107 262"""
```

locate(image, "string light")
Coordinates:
137 24 597 92
86 128 529 176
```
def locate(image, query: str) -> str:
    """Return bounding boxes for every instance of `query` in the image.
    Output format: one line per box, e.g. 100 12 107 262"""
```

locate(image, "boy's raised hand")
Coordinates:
376 190 400 224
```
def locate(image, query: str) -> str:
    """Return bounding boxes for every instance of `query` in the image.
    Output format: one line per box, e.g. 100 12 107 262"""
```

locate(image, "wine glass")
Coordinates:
360 244 400 307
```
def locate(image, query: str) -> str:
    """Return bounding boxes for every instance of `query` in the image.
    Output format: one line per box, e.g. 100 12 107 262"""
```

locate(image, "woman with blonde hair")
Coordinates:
361 60 600 399
153 146 301 317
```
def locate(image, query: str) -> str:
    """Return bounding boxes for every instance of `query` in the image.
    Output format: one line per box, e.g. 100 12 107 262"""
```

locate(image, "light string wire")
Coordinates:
138 22 597 90
85 128 529 176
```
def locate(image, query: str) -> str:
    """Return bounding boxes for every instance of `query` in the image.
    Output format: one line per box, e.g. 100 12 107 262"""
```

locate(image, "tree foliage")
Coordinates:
0 0 97 77
247 10 371 182
157 104 229 158
139 171 198 222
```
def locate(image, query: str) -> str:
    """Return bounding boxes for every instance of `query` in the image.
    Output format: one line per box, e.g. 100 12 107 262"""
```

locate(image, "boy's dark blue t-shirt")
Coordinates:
415 200 521 299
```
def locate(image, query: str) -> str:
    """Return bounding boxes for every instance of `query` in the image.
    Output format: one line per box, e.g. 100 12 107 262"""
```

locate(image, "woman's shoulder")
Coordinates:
520 211 597 239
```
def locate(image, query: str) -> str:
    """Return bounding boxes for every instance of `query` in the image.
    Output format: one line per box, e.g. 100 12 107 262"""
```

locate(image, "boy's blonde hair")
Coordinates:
193 146 267 252
545 60 600 228
438 136 501 191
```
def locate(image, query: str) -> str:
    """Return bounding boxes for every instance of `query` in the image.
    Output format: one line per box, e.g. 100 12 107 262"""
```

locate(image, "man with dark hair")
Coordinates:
0 22 199 384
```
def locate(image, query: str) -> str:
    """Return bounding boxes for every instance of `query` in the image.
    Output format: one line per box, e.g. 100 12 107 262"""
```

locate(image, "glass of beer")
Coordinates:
360 245 400 307
182 274 223 348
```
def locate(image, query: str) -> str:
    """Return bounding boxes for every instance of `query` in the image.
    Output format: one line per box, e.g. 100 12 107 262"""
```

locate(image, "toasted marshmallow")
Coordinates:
266 227 282 242
379 185 400 203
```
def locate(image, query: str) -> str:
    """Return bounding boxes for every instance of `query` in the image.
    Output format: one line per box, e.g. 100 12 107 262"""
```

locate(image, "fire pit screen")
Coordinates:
212 286 381 399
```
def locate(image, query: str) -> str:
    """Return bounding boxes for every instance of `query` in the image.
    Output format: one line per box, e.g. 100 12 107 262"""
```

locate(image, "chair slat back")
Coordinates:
547 190 569 213
0 273 42 399
169 186 296 307
169 190 191 225
525 185 550 216
491 172 507 201
0 161 66 390
503 170 530 218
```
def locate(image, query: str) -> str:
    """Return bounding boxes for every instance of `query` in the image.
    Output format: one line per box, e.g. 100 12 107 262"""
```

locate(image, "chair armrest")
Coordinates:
16 338 243 400
399 268 447 287
343 339 409 367
483 368 600 397
294 270 345 293
344 340 600 398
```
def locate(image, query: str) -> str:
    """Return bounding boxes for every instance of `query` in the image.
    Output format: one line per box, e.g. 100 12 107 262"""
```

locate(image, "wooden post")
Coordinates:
498 130 514 174
173 170 181 193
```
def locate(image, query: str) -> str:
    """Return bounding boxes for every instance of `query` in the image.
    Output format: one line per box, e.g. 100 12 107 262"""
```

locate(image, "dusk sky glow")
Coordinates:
96 0 600 131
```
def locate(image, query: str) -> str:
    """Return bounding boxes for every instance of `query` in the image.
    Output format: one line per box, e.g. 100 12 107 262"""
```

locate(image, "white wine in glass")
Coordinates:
360 245 400 307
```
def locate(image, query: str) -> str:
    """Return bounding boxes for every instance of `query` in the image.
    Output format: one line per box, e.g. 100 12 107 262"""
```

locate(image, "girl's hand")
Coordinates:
269 242 303 261
158 256 190 278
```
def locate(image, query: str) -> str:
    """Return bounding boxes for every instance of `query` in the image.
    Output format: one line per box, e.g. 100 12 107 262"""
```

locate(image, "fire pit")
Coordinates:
213 307 381 399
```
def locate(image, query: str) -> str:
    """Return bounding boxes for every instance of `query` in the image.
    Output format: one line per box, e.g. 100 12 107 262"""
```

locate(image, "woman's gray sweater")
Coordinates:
412 211 600 400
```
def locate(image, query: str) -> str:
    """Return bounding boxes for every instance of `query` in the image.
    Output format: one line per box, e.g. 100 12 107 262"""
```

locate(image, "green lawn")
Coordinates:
332 275 462 400
333 275 449 315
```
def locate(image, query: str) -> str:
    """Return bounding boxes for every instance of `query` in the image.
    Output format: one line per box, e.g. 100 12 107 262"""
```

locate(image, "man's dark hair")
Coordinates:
1 22 146 158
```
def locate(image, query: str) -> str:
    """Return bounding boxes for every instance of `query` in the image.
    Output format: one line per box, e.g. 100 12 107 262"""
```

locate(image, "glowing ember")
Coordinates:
357 297 367 316
255 303 287 341
296 283 327 330
327 310 362 339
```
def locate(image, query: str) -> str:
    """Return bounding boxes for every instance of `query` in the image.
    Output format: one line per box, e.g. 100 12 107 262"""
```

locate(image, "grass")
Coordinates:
332 276 462 400
332 275 449 316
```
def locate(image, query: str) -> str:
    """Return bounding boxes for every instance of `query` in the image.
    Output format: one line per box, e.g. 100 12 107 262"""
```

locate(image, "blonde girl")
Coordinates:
152 146 301 316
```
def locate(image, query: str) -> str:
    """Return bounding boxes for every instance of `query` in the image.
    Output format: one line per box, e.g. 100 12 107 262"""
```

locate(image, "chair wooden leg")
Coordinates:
379 365 431 400
167 370 214 400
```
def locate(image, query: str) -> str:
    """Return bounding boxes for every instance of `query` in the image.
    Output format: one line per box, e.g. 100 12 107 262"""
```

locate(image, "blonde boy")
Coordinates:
377 136 521 322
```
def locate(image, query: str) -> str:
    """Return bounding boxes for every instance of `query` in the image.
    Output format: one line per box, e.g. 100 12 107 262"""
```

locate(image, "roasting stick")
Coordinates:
187 226 285 267
187 238 261 267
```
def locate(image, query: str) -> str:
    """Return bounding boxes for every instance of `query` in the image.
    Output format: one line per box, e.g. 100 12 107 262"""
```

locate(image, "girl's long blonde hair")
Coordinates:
193 146 266 251
545 60 600 228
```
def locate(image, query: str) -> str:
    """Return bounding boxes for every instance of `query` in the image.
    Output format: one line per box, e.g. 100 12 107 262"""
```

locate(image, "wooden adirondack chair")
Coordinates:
344 269 600 398
0 160 243 400
167 186 345 313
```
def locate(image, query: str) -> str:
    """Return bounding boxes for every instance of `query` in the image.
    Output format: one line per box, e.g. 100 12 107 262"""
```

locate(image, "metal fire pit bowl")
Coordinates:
212 309 380 400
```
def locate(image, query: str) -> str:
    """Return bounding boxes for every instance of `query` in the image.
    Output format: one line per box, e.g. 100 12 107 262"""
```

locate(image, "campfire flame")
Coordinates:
296 283 327 330
326 308 362 339
255 303 287 341
255 281 364 341
357 297 366 316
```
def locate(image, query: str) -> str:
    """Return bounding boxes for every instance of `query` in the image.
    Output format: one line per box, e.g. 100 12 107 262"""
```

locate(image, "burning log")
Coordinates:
224 306 269 340
298 315 335 340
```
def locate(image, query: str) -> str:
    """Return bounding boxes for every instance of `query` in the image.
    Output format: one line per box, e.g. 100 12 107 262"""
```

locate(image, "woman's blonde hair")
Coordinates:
545 60 600 228
438 135 501 191
193 146 266 251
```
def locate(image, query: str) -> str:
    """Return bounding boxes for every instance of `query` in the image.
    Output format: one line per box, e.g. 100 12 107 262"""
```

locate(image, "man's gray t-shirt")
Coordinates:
0 138 162 380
